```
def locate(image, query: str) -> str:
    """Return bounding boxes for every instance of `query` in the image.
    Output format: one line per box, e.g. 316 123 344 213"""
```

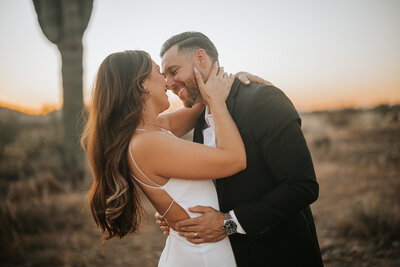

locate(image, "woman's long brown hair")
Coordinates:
81 50 152 241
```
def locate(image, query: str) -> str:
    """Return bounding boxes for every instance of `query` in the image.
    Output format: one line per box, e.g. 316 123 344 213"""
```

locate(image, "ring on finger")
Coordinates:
194 232 198 238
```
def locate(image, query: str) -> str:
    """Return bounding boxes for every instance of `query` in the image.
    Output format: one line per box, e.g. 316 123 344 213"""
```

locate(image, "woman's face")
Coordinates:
143 61 170 113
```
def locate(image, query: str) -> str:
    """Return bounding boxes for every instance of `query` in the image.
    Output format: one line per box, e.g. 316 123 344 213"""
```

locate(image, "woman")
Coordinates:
81 50 263 266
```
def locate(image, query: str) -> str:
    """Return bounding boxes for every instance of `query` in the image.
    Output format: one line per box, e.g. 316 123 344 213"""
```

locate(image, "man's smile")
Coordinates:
177 87 185 97
172 86 186 99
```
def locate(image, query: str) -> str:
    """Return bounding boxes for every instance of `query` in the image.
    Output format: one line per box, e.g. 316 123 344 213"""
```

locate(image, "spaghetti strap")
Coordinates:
128 144 161 187
128 142 174 217
130 172 162 190
160 128 174 135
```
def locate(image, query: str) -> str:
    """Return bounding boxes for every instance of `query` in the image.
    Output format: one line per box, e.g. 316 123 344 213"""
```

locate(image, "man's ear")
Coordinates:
194 49 208 68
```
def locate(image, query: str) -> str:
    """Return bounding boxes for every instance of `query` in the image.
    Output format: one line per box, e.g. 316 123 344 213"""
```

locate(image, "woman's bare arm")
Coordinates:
158 103 204 137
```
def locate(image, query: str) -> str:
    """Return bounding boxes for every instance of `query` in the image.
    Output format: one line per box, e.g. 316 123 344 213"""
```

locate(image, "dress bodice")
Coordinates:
129 128 219 218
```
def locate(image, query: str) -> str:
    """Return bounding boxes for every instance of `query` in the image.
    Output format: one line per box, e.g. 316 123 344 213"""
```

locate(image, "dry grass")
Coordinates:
303 105 400 266
337 193 400 244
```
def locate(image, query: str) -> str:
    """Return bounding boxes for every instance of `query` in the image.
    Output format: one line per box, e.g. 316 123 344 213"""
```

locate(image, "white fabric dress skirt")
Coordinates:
157 179 236 267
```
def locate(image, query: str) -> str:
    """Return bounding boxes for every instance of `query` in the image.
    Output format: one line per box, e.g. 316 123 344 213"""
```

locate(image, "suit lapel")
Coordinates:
226 79 240 114
216 79 240 207
193 107 206 144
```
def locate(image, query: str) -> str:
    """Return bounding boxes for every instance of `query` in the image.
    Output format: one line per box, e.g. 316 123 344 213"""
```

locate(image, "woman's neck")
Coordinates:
138 105 162 131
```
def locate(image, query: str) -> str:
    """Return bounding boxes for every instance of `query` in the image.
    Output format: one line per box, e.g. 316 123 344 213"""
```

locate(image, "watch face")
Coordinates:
223 220 237 235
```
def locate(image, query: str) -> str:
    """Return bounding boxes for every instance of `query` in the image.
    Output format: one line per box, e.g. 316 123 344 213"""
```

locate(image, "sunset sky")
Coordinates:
0 0 399 114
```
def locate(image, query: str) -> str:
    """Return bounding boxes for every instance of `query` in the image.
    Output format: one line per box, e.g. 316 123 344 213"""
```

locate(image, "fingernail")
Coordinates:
194 67 198 73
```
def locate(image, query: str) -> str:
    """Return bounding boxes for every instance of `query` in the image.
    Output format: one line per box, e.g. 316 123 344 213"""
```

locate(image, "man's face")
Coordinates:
161 45 201 108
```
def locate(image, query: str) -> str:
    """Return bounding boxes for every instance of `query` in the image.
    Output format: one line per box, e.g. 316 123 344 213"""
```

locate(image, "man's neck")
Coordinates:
205 105 211 116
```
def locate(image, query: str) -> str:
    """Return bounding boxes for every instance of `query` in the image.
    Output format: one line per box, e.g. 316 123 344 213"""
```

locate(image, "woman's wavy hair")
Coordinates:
81 50 152 241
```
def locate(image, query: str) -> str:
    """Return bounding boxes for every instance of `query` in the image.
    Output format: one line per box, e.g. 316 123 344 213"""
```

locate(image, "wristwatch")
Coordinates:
222 212 237 235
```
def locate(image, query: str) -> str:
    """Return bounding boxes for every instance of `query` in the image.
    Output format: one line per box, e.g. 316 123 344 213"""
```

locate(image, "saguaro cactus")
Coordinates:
32 0 93 183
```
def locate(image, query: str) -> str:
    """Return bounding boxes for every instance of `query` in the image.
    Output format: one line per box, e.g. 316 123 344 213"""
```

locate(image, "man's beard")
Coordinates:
182 76 202 108
183 86 201 108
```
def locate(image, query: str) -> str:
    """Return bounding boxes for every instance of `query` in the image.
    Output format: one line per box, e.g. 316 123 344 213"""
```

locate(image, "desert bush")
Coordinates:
0 188 88 266
324 109 358 128
373 104 392 116
312 136 331 153
0 116 65 184
0 115 21 160
0 199 55 239
7 173 64 202
337 193 400 245
0 190 85 238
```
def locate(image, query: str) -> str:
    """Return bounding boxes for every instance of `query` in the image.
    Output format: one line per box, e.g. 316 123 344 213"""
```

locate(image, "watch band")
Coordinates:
224 212 232 221
223 212 237 235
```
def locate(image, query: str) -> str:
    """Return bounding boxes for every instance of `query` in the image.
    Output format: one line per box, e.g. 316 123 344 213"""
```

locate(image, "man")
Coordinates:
157 32 323 267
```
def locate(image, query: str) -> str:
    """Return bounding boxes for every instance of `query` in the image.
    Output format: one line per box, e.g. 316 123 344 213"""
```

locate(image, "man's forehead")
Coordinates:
161 45 186 72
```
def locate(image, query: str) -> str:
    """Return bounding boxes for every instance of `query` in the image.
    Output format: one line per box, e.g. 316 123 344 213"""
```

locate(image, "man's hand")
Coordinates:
175 206 227 244
155 212 170 236
235 71 273 86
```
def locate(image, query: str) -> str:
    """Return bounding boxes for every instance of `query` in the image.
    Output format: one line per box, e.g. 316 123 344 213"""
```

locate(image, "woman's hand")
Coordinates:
195 61 235 105
235 71 273 86
155 212 170 236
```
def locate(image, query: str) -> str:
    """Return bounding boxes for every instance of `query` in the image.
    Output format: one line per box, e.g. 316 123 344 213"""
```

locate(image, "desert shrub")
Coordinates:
7 173 64 202
337 193 400 245
325 109 357 128
312 136 331 153
373 104 391 116
0 188 86 240
0 116 21 160
0 189 88 266
0 199 55 239
0 117 65 184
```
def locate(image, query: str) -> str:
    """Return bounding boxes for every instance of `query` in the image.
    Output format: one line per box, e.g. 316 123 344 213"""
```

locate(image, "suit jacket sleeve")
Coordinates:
233 86 319 240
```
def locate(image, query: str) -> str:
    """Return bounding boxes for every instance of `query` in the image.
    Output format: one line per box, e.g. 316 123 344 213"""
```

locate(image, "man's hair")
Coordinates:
160 32 219 61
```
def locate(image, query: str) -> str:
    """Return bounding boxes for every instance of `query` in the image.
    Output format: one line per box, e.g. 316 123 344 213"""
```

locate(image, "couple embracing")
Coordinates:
81 32 324 267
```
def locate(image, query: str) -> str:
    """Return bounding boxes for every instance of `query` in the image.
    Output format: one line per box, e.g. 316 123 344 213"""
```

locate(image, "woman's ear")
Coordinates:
142 79 148 90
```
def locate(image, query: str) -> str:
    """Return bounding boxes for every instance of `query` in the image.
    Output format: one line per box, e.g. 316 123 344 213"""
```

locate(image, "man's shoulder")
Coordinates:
231 82 301 140
236 82 282 98
235 82 298 116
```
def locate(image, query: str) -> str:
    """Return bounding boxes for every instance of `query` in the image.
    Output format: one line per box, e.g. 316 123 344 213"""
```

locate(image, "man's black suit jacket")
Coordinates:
193 79 324 267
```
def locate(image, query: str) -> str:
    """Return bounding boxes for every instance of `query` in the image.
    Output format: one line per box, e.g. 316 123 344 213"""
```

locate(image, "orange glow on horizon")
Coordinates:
1 95 399 116
0 101 60 115
292 97 400 112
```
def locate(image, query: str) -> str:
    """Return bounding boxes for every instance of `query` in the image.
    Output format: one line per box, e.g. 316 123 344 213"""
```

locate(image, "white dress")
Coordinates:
129 129 237 267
